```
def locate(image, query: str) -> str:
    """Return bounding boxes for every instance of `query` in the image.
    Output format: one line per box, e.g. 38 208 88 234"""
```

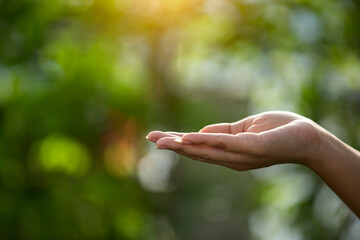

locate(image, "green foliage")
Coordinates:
0 0 359 239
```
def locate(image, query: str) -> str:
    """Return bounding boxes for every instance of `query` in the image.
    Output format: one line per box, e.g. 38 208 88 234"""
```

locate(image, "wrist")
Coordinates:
302 126 360 217
304 127 358 173
301 124 337 171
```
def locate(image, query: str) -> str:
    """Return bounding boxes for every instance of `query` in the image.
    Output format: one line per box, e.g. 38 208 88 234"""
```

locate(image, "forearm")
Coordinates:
307 131 360 218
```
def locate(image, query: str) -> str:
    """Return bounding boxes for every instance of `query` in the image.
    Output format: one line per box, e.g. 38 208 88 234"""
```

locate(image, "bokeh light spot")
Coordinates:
38 134 90 176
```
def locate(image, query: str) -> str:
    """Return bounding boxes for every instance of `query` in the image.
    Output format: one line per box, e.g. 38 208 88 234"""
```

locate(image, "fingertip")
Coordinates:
147 138 157 143
145 133 153 139
146 131 156 138
199 127 211 133
148 130 163 135
145 134 153 142
156 140 168 149
156 136 177 145
146 131 159 142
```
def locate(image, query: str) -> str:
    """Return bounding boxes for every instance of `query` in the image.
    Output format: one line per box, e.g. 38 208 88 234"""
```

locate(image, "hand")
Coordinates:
146 111 324 171
147 111 360 217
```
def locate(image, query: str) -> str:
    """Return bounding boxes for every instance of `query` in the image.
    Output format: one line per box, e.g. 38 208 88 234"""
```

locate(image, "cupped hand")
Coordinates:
146 111 324 171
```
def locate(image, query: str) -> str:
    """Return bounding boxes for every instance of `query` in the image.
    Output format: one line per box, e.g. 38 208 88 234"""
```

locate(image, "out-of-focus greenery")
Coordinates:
0 0 359 239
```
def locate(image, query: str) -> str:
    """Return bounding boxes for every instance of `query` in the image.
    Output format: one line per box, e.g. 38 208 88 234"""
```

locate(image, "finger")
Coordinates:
156 137 247 164
173 147 255 170
200 115 256 134
158 137 266 170
174 147 262 171
200 123 233 134
146 131 184 143
173 150 218 164
165 131 186 137
173 149 247 170
180 132 264 156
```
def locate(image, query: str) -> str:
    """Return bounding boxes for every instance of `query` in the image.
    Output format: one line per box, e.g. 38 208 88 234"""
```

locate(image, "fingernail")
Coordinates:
145 135 155 141
145 135 154 142
174 138 192 144
157 145 168 150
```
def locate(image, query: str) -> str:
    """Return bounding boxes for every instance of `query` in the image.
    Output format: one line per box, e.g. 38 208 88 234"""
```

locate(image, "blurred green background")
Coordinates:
0 0 360 239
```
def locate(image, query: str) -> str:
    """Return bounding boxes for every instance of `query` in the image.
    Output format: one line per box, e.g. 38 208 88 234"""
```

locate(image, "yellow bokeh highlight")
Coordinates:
116 0 203 21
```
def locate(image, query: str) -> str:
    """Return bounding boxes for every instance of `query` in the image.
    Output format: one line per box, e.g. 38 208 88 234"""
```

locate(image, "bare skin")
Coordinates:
146 111 360 218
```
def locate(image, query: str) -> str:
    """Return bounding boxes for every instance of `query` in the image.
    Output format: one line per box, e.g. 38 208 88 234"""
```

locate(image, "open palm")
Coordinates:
146 111 323 171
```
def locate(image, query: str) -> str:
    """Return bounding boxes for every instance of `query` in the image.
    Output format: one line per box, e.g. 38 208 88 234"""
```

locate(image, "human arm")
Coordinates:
146 111 360 217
